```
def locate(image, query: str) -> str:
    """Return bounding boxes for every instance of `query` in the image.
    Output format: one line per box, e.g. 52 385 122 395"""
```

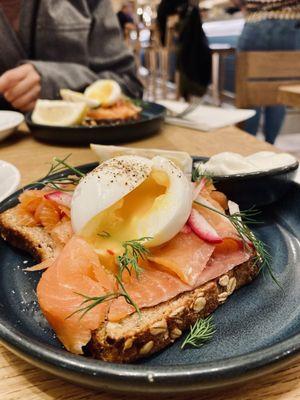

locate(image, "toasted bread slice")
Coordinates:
90 257 258 363
0 205 259 363
0 208 56 261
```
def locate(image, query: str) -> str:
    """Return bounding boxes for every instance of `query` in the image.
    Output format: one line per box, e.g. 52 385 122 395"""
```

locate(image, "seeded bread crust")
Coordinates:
89 257 259 363
0 208 56 261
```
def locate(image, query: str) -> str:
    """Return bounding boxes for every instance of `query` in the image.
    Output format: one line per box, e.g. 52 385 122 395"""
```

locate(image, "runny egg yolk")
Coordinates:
80 170 169 264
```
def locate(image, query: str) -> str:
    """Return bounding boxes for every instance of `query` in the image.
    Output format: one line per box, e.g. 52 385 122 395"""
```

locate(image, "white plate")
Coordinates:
158 100 256 132
0 111 24 141
0 161 21 202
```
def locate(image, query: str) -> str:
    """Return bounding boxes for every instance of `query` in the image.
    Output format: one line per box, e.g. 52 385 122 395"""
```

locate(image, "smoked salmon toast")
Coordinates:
0 153 263 363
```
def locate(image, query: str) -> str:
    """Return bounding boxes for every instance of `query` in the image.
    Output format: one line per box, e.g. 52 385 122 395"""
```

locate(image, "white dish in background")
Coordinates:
0 161 21 202
0 111 24 141
158 100 255 131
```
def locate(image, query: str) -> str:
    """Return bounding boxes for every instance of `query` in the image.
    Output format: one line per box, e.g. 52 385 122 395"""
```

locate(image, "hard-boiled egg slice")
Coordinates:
84 80 122 107
60 89 100 108
71 155 193 255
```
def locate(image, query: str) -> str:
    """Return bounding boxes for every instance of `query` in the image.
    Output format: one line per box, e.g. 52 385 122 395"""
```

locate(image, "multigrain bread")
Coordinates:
0 205 259 363
90 258 258 363
0 208 56 262
0 208 56 261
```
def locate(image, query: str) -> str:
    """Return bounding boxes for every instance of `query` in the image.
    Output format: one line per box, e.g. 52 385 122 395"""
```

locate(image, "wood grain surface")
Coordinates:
278 85 300 108
0 124 298 400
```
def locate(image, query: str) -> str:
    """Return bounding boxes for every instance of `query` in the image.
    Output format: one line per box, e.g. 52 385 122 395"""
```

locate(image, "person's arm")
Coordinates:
24 0 143 100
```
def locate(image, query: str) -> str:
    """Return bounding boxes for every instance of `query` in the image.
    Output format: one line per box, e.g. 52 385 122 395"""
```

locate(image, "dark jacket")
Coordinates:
156 0 188 46
0 0 143 109
177 5 212 97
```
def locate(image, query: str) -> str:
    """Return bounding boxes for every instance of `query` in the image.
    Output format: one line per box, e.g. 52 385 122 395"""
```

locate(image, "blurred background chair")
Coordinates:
235 51 300 109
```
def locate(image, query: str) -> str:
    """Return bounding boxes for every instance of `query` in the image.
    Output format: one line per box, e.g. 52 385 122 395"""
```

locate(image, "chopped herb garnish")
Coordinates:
117 237 152 279
192 165 213 183
181 316 215 349
66 292 119 320
97 231 111 238
194 200 281 288
42 154 85 192
67 237 152 320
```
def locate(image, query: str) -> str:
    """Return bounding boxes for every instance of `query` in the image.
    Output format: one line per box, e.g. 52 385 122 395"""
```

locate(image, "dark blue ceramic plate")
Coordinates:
26 101 166 145
0 162 300 394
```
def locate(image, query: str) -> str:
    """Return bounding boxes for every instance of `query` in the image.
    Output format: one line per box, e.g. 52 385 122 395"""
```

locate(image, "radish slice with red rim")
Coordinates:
188 208 223 244
180 224 192 234
192 178 206 201
45 191 72 208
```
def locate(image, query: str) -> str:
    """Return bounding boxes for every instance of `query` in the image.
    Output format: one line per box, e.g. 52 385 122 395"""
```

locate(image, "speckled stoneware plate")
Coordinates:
26 101 166 145
0 161 300 394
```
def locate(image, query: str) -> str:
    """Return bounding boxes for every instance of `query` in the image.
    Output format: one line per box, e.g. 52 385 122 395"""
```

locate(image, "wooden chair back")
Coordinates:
235 51 300 108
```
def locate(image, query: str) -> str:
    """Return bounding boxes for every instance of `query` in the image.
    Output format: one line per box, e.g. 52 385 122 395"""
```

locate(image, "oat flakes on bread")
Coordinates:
90 257 259 363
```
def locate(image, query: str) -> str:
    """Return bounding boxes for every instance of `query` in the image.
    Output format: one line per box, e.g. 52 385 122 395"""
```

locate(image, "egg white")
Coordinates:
71 155 193 252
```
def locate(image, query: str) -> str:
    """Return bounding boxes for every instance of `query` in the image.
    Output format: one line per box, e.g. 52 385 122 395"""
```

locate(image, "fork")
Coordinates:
166 100 201 119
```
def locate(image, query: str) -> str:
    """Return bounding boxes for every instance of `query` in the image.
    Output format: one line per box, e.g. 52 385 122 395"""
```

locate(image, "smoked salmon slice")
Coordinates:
108 263 191 322
37 236 115 354
195 247 251 287
148 231 215 285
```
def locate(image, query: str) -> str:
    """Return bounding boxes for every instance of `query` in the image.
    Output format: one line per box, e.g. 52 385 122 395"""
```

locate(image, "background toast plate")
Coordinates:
0 161 300 394
26 101 166 145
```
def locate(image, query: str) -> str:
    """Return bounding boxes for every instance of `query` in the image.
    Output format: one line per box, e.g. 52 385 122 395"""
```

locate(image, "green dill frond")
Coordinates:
194 200 281 288
66 292 119 320
97 231 111 238
191 164 213 183
117 237 152 278
181 316 215 349
116 275 141 316
42 154 86 191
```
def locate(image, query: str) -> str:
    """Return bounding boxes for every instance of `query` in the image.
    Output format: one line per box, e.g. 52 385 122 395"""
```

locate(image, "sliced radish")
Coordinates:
188 209 223 244
195 194 229 224
45 191 72 208
180 224 192 234
192 178 206 200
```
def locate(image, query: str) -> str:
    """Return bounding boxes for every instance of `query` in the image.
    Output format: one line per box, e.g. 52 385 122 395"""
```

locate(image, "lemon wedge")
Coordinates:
84 80 122 106
60 89 100 108
32 100 87 127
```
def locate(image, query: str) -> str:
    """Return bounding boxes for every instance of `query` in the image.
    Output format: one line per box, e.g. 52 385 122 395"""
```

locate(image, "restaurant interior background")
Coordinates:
111 0 300 157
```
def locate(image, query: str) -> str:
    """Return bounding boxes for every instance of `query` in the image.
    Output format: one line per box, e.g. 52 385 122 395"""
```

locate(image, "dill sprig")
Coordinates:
67 237 152 320
181 316 215 349
194 200 281 288
42 154 85 191
192 165 213 183
116 275 141 316
117 237 152 279
66 292 119 320
97 231 111 238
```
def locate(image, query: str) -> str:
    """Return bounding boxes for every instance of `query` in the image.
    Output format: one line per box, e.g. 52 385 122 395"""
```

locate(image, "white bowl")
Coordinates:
0 111 24 141
0 161 21 202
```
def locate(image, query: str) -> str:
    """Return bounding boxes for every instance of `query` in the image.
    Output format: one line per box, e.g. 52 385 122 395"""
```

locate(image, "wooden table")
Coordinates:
1 124 299 400
278 85 300 108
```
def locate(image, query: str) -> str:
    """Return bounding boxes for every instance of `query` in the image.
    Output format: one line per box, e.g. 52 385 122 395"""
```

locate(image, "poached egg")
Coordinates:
71 155 193 256
84 80 122 107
